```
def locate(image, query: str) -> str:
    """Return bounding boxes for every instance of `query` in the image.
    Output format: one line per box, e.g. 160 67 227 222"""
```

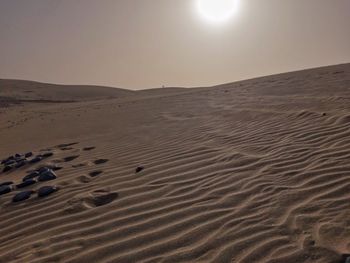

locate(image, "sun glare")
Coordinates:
197 0 239 24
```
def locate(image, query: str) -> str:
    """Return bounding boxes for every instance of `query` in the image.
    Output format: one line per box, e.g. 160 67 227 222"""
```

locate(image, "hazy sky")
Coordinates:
1 0 349 90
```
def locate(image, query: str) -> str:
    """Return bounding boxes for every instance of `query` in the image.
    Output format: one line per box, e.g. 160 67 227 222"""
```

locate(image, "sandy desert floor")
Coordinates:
0 63 350 263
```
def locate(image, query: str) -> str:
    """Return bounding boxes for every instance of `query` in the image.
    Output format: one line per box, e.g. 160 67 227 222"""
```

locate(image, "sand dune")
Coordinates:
0 63 350 263
0 79 135 103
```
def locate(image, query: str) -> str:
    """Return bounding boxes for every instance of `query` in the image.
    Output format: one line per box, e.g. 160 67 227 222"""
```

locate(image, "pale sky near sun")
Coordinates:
0 0 349 90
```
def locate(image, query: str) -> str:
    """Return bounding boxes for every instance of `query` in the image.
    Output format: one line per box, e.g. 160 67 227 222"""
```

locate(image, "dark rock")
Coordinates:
15 153 22 158
23 171 40 181
0 181 13 187
29 156 43 164
1 156 15 165
38 165 62 172
15 159 28 168
38 167 50 174
42 152 54 158
4 159 16 166
12 191 34 202
38 170 57 182
16 179 36 188
342 254 350 263
15 157 23 163
135 166 145 173
0 185 12 195
25 152 33 158
38 186 58 197
2 165 13 173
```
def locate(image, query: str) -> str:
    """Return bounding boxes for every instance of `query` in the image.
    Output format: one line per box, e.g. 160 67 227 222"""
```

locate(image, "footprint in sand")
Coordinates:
56 142 79 149
89 170 103 177
93 159 109 165
60 147 74 151
76 175 92 184
62 155 80 162
64 189 118 213
72 162 88 168
83 146 96 151
87 190 118 207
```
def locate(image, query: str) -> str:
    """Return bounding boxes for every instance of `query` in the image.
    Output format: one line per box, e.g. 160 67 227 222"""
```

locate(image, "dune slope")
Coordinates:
0 63 350 263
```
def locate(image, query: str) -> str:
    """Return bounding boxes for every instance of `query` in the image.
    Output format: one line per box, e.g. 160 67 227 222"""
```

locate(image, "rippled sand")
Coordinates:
0 63 349 263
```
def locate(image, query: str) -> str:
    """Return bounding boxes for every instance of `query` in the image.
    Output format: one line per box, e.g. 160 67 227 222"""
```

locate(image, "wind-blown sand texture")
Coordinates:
0 63 350 263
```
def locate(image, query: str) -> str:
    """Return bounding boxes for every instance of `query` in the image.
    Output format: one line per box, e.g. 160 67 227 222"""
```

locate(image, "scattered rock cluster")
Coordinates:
12 186 59 202
0 151 59 203
1 151 53 173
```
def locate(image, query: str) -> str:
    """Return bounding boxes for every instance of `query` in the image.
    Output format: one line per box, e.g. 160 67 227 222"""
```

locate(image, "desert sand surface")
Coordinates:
0 63 350 263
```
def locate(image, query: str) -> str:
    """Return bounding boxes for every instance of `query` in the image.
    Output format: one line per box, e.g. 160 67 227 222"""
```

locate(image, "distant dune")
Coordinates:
0 79 135 103
0 63 349 263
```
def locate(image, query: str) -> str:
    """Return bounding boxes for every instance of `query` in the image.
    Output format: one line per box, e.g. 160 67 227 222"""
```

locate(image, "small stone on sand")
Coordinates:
12 191 34 202
3 165 13 173
38 170 57 182
135 166 145 173
38 186 58 197
0 181 13 187
30 156 43 164
16 179 36 188
0 185 12 195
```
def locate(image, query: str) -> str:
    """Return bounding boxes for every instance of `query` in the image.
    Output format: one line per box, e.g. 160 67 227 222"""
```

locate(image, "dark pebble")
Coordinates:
38 186 58 197
15 159 28 168
38 170 57 182
16 179 36 188
1 156 15 165
15 157 24 163
4 160 16 166
3 165 13 173
25 152 33 158
29 156 43 164
38 167 50 174
15 153 21 158
0 185 12 195
0 181 13 187
12 191 34 202
135 166 145 173
42 152 54 158
23 171 40 181
38 165 62 172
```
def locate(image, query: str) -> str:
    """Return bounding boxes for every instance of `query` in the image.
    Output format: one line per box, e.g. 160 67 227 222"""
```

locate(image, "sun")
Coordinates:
197 0 239 23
